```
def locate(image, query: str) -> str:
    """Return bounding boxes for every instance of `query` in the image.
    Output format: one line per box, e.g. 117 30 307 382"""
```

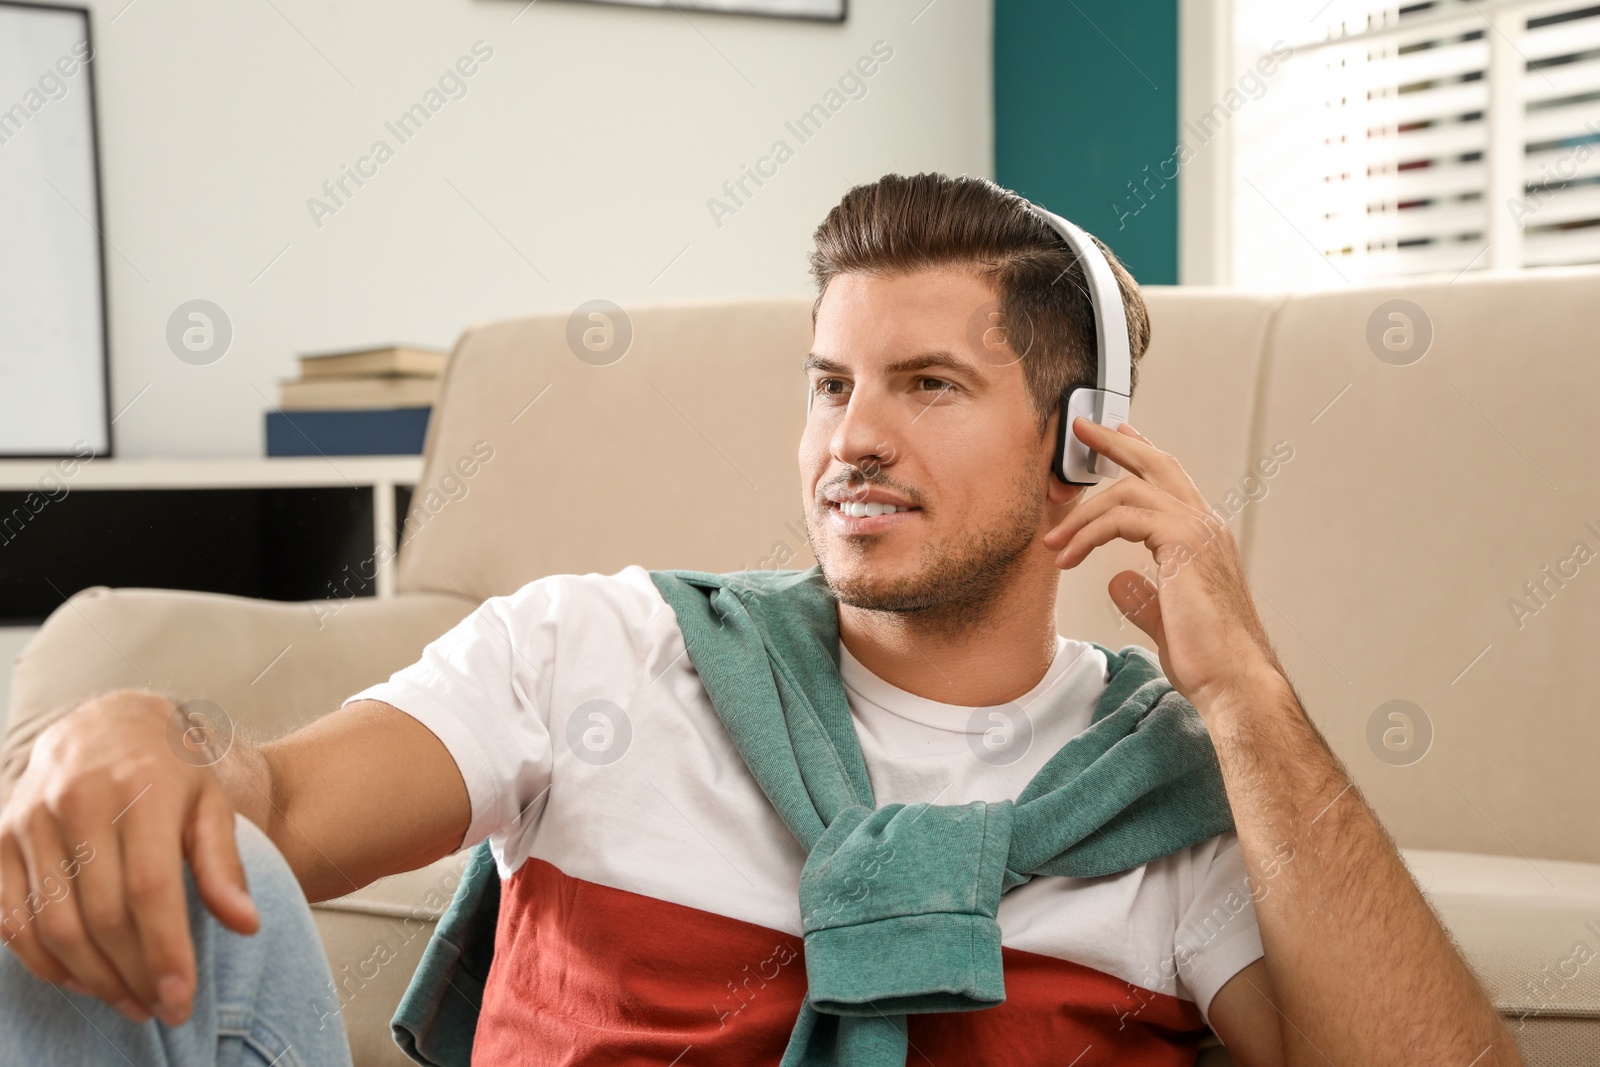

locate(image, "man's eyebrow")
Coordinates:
802 350 982 377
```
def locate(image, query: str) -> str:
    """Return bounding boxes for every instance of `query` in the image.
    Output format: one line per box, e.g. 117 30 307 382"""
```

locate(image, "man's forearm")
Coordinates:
1197 668 1521 1066
210 735 350 901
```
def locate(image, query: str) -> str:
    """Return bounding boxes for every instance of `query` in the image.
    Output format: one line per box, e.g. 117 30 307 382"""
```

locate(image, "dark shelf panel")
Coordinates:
0 486 411 626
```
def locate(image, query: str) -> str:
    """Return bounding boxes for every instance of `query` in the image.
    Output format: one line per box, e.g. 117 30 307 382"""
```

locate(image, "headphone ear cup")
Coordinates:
1052 393 1075 484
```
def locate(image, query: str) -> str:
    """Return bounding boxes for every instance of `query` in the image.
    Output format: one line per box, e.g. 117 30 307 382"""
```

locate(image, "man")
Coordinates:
0 173 1519 1066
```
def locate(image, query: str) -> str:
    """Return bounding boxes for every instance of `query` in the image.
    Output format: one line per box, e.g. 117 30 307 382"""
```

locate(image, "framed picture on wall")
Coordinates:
0 1 111 458
554 0 844 21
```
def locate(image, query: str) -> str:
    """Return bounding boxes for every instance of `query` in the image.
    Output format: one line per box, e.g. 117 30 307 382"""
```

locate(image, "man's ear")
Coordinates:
1041 406 1086 507
1047 477 1086 507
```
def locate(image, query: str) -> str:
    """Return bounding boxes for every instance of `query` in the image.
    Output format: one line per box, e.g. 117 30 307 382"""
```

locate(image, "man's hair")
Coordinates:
807 172 1151 436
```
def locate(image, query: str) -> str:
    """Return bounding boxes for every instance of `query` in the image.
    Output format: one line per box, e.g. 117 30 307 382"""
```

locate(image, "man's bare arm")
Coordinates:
0 690 470 1027
1207 959 1285 1067
219 698 470 903
1200 668 1519 1067
1041 420 1520 1065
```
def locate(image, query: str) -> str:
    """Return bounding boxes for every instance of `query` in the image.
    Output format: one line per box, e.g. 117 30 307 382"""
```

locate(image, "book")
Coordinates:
297 345 447 379
278 375 441 411
265 407 431 456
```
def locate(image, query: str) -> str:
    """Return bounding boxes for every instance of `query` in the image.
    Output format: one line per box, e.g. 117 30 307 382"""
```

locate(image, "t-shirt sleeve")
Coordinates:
342 581 558 853
1173 830 1267 1025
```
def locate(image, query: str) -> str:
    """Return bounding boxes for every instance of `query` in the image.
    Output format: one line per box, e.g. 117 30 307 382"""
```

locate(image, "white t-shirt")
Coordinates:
347 565 1265 1062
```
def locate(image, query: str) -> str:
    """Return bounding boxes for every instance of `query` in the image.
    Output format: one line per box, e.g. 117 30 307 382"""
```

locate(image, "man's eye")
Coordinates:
919 377 953 392
815 378 847 396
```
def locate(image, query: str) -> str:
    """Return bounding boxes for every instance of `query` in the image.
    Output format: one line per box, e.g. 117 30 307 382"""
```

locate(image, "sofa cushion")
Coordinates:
1405 848 1600 1065
1404 848 1600 1020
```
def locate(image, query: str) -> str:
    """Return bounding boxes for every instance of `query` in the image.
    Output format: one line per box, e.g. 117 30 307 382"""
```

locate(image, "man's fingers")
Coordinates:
187 786 258 937
55 806 161 1009
1055 504 1169 571
120 792 197 1026
1117 422 1151 444
14 807 143 1016
0 830 73 986
1072 416 1209 511
1045 474 1173 553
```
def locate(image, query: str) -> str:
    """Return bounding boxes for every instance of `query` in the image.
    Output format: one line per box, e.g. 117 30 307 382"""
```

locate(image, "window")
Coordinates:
1187 1 1600 287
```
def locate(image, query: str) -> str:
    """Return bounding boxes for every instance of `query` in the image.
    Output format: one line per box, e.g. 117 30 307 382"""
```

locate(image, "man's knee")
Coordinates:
230 814 310 917
204 815 338 1018
233 813 291 875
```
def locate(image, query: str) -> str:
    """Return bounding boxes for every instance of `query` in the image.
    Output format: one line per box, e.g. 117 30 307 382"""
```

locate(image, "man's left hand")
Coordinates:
1042 418 1283 712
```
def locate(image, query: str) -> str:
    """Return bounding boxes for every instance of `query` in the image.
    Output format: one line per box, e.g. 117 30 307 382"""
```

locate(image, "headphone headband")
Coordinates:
1026 204 1133 484
1028 207 1132 399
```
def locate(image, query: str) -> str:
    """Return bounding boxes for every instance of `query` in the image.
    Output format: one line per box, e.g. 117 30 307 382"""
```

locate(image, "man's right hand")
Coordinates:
0 690 260 1027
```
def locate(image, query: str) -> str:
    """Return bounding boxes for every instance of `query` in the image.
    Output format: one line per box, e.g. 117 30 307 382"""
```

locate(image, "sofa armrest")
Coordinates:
1 586 476 805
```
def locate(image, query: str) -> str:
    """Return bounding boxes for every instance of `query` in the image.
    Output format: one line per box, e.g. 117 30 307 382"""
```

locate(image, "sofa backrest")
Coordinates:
396 269 1600 864
1240 266 1600 864
396 297 819 600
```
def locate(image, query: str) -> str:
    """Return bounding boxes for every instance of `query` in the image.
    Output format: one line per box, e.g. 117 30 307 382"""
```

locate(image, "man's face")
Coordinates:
800 265 1080 614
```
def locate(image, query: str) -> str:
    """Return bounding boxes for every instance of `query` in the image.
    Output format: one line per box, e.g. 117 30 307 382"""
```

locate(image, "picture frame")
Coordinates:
551 0 845 23
0 1 112 458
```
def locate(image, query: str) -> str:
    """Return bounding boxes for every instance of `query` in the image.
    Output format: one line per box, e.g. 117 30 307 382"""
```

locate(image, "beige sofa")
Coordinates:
5 269 1600 1065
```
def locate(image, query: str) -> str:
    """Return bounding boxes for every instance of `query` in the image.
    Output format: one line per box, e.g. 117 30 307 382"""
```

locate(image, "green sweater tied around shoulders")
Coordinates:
391 566 1235 1067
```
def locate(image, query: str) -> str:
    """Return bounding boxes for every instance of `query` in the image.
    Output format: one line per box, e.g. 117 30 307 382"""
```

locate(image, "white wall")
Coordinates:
78 0 992 457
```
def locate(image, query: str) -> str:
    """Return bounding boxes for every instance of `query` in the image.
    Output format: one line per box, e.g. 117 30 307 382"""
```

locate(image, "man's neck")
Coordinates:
835 559 1062 708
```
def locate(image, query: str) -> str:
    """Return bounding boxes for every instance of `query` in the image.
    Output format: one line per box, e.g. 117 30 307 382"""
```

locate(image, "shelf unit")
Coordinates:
0 456 425 619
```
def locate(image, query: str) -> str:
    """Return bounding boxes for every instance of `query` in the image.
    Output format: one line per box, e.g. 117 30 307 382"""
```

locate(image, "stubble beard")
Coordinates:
806 466 1045 638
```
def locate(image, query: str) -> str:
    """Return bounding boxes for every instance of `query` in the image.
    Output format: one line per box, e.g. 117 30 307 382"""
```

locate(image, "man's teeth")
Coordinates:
837 501 911 518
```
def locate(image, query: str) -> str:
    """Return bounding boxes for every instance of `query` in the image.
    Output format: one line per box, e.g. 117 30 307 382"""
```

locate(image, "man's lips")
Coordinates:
822 486 918 508
825 497 922 533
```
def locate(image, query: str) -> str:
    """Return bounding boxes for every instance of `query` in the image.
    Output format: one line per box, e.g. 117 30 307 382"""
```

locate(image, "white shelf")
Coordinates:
0 456 423 491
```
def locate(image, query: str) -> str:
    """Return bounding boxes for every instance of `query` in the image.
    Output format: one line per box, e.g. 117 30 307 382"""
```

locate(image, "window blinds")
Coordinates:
1228 0 1600 287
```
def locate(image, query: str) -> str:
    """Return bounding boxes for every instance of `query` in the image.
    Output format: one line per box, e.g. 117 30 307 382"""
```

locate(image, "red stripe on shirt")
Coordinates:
472 857 1210 1066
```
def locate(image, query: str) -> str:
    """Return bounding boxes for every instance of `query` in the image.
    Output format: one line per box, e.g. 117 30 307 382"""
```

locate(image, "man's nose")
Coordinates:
828 387 899 476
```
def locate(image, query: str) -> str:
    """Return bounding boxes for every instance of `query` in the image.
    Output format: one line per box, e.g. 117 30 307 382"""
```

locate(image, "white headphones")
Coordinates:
1030 206 1131 486
805 204 1131 487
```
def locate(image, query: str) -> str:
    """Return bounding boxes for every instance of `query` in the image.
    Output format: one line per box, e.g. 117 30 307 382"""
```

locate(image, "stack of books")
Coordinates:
265 344 447 457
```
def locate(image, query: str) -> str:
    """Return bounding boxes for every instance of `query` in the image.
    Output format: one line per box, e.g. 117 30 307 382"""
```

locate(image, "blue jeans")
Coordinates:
0 815 354 1066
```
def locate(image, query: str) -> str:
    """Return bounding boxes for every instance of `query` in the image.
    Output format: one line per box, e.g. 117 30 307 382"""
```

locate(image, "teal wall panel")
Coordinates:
996 0 1180 285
